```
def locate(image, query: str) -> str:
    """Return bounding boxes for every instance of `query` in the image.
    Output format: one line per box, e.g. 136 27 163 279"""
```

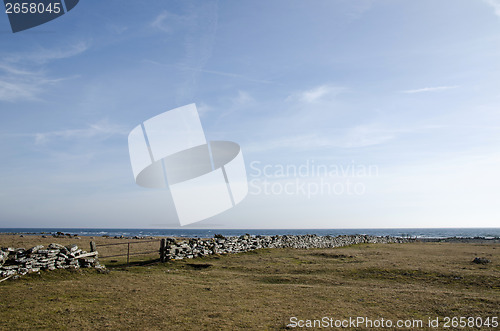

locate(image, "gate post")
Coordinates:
160 238 166 263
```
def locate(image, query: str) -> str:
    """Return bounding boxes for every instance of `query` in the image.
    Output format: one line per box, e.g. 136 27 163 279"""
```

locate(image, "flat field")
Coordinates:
0 235 498 330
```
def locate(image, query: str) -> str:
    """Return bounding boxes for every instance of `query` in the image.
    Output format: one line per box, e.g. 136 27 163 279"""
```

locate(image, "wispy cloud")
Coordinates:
0 64 38 76
145 60 273 84
180 66 273 84
287 85 347 103
343 0 375 20
149 3 219 104
246 124 395 153
401 86 459 94
484 0 500 18
5 41 90 65
233 90 254 106
0 75 42 102
197 102 213 117
107 24 128 35
34 121 128 145
150 10 190 34
200 90 255 122
0 65 78 102
339 124 395 148
0 64 70 102
0 42 89 102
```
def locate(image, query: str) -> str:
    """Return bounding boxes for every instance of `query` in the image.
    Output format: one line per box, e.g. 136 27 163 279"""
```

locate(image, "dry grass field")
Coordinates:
0 235 498 330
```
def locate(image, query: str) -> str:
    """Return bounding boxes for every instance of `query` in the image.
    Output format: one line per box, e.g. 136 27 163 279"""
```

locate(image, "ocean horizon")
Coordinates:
1 227 499 239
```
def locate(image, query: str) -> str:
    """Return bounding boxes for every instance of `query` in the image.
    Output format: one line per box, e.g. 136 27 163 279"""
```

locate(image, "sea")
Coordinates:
0 228 499 239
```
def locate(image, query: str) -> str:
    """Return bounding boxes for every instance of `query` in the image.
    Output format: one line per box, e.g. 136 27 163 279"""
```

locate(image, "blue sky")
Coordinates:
1 0 499 228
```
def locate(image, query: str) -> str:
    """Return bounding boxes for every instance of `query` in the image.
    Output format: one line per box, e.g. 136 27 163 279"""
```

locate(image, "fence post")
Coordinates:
90 241 96 252
127 242 130 265
160 238 166 263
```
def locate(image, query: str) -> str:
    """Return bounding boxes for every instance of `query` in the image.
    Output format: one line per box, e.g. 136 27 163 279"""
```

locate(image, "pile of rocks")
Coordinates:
472 257 491 264
0 244 103 279
162 234 413 260
52 232 80 238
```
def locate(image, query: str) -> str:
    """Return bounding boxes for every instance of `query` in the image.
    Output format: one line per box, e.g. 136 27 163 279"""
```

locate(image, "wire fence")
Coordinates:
94 240 160 265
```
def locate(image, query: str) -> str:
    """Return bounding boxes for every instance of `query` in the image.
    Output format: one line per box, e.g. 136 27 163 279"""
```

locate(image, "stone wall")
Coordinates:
1 235 414 279
0 244 104 279
163 234 414 260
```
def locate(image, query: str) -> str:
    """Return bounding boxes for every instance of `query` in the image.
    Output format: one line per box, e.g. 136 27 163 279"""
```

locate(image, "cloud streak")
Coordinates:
401 86 459 94
180 65 274 84
287 85 347 103
0 64 63 102
5 41 90 65
145 60 273 84
0 66 78 102
246 124 396 153
0 42 89 102
0 76 42 102
34 121 128 145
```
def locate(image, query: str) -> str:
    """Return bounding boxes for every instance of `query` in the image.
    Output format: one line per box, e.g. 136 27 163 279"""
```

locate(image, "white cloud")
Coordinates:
484 0 500 17
34 121 128 145
401 86 459 94
287 85 346 103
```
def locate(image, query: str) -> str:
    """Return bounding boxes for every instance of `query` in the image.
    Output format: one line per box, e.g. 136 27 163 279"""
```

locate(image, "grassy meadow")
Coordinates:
0 235 498 330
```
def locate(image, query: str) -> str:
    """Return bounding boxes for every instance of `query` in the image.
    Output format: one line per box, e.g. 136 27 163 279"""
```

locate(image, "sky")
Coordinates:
0 0 499 229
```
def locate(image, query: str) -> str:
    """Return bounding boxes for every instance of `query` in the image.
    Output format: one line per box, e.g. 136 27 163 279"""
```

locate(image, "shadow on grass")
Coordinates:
102 258 161 269
185 263 212 270
102 259 214 271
